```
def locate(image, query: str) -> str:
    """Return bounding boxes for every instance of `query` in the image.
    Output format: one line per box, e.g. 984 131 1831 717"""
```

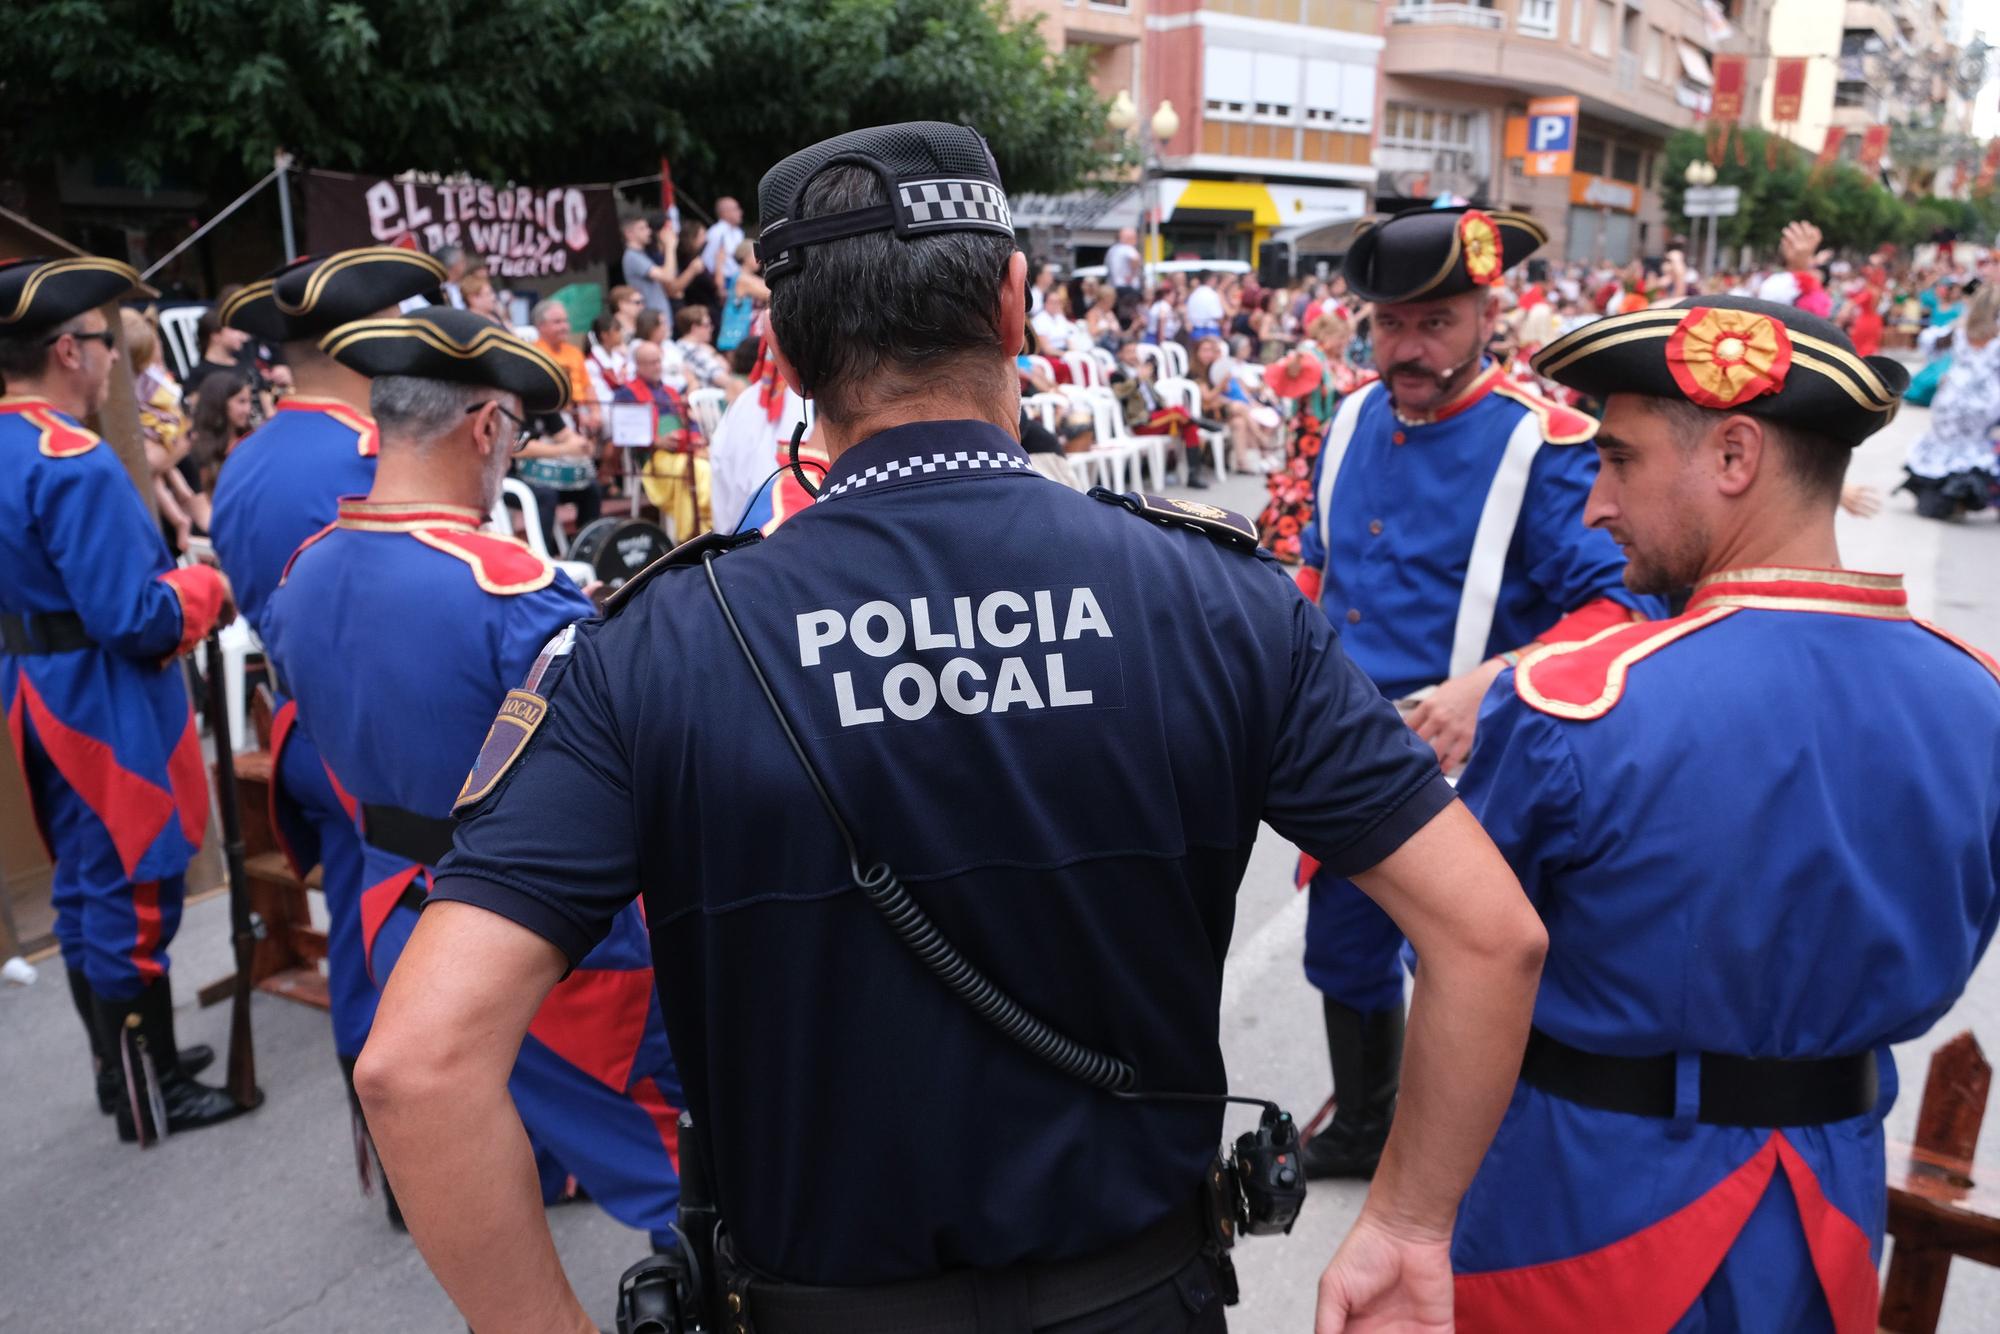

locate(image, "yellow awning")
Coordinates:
1170 180 1281 228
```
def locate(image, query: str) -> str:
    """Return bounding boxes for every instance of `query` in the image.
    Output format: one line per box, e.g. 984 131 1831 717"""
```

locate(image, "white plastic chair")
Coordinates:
216 617 259 754
687 387 727 437
1020 354 1057 386
1022 392 1068 434
1159 341 1191 380
1062 352 1102 389
1087 346 1119 384
1133 344 1169 379
493 477 596 587
157 307 204 381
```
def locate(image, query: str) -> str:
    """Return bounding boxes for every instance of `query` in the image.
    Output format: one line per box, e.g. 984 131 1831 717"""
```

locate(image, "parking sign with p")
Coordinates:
1523 96 1579 178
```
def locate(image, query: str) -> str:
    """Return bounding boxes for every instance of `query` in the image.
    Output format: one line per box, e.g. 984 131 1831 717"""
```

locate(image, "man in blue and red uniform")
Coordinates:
262 307 683 1248
0 256 241 1144
207 247 446 1160
1450 296 2000 1332
1293 206 1663 1178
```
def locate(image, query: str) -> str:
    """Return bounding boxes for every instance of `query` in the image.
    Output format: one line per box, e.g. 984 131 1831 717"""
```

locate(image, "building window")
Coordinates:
1518 0 1558 38
1591 0 1614 58
1575 134 1607 175
1205 99 1249 120
1611 144 1641 183
1643 26 1663 81
1833 81 1869 109
1381 100 1490 177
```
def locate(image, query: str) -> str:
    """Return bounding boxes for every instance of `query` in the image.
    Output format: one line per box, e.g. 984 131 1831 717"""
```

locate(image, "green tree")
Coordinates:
0 0 1114 210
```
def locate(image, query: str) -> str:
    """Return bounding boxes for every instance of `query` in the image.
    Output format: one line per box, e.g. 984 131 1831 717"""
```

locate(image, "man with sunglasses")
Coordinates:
1 257 240 1143
260 306 686 1252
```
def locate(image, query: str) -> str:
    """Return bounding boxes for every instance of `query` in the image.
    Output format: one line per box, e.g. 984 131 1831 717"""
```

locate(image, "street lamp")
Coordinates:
1111 91 1181 287
1684 159 1718 279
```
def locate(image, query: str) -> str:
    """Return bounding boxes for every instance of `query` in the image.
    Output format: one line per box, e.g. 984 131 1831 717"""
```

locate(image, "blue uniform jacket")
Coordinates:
433 418 1457 1286
1 398 221 882
1451 568 2000 1333
262 499 678 1098
1298 366 1660 696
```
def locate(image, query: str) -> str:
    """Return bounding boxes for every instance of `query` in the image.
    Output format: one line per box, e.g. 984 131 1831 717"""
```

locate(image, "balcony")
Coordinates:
1200 0 1381 32
1389 2 1504 29
1382 17 1701 137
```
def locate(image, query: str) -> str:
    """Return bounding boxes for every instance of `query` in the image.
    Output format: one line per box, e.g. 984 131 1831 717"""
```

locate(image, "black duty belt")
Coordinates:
1520 1028 1879 1128
729 1202 1208 1334
360 803 458 868
1 611 96 655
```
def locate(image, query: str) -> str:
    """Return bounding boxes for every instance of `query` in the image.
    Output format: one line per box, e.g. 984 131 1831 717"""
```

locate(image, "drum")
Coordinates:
515 456 597 490
567 518 673 591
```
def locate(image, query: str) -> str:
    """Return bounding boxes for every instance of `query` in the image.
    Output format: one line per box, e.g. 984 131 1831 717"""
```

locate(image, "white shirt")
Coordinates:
1149 299 1182 342
1106 243 1141 289
703 220 745 283
1185 284 1225 330
1031 310 1077 354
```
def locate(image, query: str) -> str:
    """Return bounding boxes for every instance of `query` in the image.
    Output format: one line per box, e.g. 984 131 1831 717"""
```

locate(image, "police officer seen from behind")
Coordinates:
356 123 1548 1334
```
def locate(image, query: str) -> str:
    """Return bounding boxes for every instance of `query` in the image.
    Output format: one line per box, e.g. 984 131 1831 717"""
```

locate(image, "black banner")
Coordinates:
304 170 620 281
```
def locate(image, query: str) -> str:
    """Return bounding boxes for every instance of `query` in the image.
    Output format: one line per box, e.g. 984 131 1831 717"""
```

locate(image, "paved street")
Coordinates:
3 399 1998 1332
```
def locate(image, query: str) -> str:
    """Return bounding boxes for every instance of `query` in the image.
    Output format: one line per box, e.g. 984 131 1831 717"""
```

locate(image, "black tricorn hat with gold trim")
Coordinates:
1530 295 1909 449
221 247 446 344
319 307 570 414
0 257 140 338
1342 206 1547 305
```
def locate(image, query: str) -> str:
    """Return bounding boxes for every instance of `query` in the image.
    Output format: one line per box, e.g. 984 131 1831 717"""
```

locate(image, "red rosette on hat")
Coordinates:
1664 306 1793 410
1459 210 1503 287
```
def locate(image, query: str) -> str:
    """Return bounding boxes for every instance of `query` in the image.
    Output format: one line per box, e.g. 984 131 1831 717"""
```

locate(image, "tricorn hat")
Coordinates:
318 307 570 414
1343 206 1546 305
1531 295 1910 449
0 257 140 338
222 247 446 343
754 122 1015 284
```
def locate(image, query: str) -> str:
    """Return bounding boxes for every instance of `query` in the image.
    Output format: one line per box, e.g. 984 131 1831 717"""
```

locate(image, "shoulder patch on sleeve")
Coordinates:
1916 619 2000 688
27 407 102 458
411 529 555 596
1092 488 1260 551
1515 606 1739 720
603 527 764 617
1492 379 1598 445
454 689 549 812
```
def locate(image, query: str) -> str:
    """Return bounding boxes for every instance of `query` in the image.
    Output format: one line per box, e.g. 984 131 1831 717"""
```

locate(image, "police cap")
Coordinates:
1342 205 1547 305
754 121 1015 284
1531 295 1909 449
318 307 570 414
220 247 446 343
0 257 139 338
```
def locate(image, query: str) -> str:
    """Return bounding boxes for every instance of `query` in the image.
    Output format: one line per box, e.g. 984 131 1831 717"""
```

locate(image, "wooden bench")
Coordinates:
197 690 329 1012
1880 1033 1999 1332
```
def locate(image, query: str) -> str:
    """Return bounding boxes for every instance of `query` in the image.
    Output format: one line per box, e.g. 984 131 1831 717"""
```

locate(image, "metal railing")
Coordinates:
1388 2 1506 30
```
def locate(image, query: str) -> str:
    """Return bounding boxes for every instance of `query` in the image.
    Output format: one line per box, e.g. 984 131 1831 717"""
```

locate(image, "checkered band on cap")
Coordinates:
898 179 1013 232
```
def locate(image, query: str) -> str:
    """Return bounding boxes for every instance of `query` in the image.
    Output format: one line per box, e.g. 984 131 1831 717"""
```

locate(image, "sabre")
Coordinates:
203 630 265 1111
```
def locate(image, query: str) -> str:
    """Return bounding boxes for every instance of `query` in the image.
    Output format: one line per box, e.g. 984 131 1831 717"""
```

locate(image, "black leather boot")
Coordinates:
339 1054 406 1231
95 979 250 1145
73 969 216 1113
1300 999 1404 1180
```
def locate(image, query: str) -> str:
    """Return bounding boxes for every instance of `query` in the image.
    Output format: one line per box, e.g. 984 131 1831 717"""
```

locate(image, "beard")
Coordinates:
1620 516 1709 597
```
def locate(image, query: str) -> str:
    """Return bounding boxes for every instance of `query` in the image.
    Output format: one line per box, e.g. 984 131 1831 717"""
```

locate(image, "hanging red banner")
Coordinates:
1814 126 1844 168
1771 58 1807 122
1859 125 1890 172
1979 139 2000 191
1710 55 1748 123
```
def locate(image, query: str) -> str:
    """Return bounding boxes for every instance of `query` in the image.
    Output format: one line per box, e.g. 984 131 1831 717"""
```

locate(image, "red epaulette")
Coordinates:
1514 606 1740 720
12 404 101 457
412 529 556 596
1491 378 1598 445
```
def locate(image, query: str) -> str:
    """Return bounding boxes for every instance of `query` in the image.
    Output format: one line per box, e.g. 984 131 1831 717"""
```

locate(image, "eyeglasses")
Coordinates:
45 327 116 350
467 399 530 453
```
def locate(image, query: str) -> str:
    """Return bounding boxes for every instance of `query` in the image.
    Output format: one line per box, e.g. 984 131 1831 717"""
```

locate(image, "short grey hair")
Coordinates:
531 299 565 326
370 375 498 447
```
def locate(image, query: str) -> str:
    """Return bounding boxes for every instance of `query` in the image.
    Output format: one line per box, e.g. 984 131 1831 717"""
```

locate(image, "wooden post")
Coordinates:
1881 1034 1997 1333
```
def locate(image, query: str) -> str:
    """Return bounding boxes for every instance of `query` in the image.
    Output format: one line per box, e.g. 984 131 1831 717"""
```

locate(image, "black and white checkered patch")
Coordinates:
897 178 1014 234
821 450 1033 500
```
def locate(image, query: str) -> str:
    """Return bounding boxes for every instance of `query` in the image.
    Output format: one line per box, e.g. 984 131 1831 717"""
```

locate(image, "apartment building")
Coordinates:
1760 0 1970 167
1377 0 1724 265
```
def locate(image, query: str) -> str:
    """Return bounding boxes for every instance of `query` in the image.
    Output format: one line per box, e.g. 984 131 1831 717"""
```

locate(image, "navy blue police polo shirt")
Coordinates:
435 418 1454 1285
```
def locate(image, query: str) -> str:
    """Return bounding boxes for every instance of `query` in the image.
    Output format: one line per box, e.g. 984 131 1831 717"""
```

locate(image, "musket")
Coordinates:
203 630 264 1111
